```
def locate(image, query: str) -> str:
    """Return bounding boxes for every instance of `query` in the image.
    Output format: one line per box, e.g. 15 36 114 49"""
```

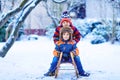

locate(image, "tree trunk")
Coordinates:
0 0 42 58
11 0 15 10
43 2 59 27
111 3 116 44
0 0 29 28
0 0 1 12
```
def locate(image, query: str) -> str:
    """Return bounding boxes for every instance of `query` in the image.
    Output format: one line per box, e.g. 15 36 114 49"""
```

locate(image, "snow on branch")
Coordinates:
52 0 67 4
43 2 59 27
0 0 29 28
0 0 42 58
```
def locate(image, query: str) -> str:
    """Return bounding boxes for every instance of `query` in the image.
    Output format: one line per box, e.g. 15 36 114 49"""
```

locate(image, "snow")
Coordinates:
0 36 120 80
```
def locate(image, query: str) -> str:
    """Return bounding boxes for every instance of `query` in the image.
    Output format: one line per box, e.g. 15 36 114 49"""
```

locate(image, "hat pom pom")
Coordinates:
61 11 70 18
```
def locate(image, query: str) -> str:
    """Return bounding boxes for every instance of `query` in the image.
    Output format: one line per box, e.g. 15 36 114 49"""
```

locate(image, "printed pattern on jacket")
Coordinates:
53 40 79 57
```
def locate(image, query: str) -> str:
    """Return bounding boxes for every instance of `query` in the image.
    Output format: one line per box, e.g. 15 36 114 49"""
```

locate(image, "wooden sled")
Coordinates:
55 52 79 78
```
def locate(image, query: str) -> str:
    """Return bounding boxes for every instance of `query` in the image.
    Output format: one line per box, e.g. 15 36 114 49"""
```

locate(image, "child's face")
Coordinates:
62 21 70 27
62 32 70 41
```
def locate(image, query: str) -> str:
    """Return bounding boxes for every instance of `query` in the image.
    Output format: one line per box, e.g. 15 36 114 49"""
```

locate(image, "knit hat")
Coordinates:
60 11 72 26
61 11 70 18
60 27 73 41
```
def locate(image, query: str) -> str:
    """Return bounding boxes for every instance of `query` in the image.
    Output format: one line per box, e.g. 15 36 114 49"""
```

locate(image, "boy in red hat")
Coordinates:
53 17 80 44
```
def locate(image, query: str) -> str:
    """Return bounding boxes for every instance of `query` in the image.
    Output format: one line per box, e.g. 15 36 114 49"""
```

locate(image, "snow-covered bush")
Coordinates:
27 34 39 40
45 19 120 44
73 19 93 38
91 24 112 44
115 22 120 42
45 24 55 38
91 35 106 44
77 23 93 38
19 34 40 41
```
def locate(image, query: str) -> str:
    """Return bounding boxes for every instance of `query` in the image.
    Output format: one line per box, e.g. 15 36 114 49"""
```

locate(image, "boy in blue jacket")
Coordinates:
44 27 90 77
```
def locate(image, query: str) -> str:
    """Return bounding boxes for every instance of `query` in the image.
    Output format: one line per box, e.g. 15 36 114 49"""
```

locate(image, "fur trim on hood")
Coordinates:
60 27 73 41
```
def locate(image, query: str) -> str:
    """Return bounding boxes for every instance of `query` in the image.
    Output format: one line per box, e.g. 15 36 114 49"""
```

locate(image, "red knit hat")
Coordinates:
60 18 72 26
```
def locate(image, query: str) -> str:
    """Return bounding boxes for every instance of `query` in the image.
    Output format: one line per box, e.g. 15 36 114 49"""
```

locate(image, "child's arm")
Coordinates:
53 27 60 44
73 27 81 43
71 44 79 56
53 44 61 57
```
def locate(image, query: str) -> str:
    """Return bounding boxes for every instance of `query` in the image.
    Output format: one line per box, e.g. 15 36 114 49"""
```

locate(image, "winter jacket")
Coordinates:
53 39 79 57
53 25 81 44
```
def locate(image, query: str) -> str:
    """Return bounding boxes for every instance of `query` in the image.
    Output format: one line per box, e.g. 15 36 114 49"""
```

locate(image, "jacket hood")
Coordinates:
60 27 73 41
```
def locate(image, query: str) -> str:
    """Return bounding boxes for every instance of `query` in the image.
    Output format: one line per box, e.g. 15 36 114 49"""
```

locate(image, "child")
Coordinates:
53 16 81 44
44 27 90 77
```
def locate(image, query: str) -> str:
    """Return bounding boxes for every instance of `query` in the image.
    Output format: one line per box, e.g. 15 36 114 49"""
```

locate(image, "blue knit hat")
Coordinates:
61 11 70 18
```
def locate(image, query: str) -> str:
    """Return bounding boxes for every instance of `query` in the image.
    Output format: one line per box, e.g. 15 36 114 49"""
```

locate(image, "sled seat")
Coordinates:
61 55 72 63
55 52 79 78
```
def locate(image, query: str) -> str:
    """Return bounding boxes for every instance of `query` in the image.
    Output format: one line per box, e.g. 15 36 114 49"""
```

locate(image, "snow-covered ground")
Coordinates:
0 36 120 80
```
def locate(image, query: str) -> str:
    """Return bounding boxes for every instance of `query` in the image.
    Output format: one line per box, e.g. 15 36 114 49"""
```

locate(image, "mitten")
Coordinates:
57 51 61 57
71 50 77 56
73 40 76 44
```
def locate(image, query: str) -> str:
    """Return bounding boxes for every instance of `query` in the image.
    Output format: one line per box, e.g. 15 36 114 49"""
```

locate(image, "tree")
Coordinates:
67 0 86 19
100 0 120 44
0 0 96 58
0 0 43 58
43 0 86 28
42 1 59 27
107 0 120 44
0 0 29 29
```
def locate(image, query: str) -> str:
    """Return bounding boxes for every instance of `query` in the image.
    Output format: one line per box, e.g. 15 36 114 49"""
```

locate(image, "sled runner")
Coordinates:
55 52 79 78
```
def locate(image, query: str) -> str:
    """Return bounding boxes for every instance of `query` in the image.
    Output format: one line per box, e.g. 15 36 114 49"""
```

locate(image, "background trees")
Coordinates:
0 0 42 57
0 0 120 58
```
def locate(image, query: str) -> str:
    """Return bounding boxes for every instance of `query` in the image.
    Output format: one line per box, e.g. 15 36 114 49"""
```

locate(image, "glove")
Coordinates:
57 51 61 57
55 41 58 44
73 40 77 44
71 50 77 56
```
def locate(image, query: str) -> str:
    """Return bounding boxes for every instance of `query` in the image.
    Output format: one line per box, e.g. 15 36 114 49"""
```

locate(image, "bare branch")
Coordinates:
43 2 59 27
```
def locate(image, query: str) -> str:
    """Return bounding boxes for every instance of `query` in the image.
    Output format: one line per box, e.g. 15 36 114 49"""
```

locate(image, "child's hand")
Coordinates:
57 51 61 56
55 41 58 44
72 40 77 44
71 50 77 56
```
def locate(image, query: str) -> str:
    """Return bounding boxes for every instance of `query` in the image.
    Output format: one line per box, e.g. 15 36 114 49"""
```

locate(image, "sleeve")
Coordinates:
72 44 77 50
53 27 60 44
55 44 60 51
72 44 79 56
73 27 81 43
53 45 61 57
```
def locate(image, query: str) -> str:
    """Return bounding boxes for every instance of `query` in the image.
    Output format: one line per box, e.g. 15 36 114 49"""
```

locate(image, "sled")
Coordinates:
54 52 79 78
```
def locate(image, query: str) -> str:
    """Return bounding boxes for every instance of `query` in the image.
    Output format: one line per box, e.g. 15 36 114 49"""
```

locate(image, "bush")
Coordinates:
45 24 55 39
91 24 112 44
91 35 106 44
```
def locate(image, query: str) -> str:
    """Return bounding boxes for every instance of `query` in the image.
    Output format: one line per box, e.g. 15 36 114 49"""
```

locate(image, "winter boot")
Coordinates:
44 71 55 76
79 72 90 77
